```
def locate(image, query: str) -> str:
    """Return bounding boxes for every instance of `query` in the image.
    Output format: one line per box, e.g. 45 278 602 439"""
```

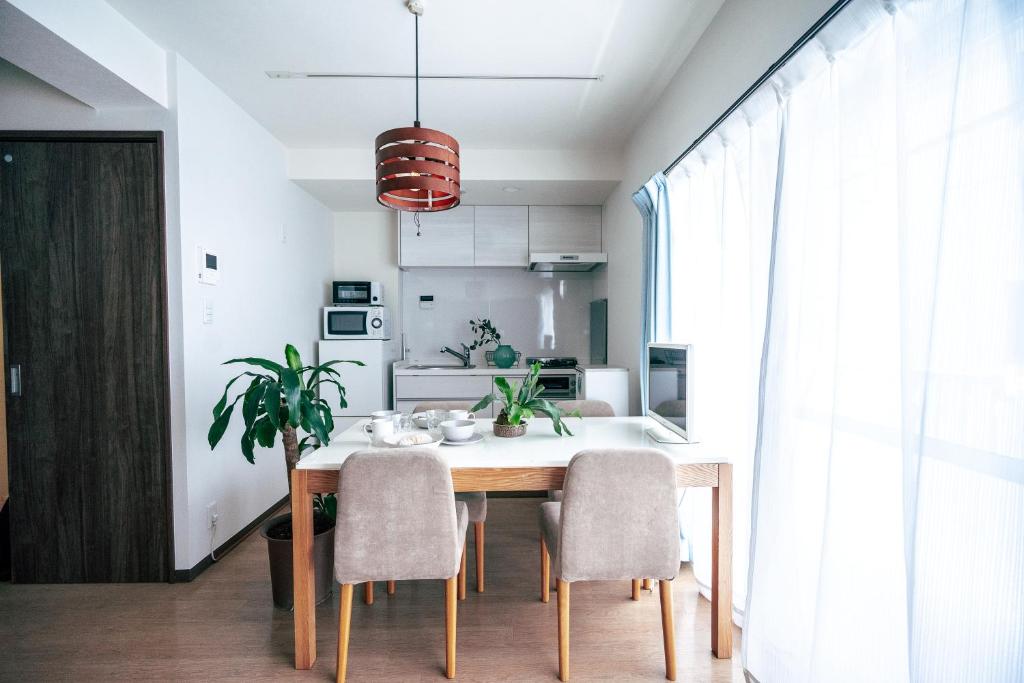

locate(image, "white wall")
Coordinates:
175 55 332 569
600 0 836 415
1 0 168 106
333 209 401 325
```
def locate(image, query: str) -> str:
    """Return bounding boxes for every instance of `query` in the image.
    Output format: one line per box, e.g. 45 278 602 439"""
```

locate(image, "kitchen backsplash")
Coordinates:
401 268 595 364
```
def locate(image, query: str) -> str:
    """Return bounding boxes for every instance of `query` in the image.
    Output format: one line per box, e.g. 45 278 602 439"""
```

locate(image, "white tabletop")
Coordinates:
297 416 726 470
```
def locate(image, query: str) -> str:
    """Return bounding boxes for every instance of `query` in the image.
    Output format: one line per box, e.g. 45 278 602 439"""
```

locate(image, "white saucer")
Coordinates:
441 433 484 446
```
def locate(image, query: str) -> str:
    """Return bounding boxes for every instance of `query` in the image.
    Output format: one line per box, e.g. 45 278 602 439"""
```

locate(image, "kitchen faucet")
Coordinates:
440 343 471 367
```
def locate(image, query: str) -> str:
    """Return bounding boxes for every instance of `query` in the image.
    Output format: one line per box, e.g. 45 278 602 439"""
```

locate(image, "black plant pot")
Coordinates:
260 512 335 609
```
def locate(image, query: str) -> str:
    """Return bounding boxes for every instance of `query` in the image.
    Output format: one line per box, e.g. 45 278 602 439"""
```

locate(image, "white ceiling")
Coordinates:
106 0 721 151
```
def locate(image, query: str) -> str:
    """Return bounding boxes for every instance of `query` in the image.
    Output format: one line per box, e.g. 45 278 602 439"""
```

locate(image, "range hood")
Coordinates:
529 253 608 272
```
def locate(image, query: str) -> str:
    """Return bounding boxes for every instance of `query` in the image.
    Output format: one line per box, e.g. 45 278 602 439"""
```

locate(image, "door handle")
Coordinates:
9 364 21 396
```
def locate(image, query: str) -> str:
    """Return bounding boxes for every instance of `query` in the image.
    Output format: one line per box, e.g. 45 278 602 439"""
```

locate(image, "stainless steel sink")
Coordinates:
405 364 476 370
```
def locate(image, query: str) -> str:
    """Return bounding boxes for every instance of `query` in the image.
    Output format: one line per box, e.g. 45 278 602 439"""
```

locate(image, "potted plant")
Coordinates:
470 318 516 368
471 362 580 437
208 343 362 608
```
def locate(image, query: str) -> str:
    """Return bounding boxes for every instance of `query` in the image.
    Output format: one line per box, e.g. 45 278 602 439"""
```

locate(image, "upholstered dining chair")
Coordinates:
547 399 615 502
333 449 468 682
553 399 615 418
538 448 680 681
363 400 485 604
416 401 487 593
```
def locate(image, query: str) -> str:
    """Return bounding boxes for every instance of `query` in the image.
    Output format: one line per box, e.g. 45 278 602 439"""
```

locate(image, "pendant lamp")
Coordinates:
375 1 460 212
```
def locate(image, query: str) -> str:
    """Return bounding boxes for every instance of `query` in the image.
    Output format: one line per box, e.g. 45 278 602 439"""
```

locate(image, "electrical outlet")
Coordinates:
206 501 219 529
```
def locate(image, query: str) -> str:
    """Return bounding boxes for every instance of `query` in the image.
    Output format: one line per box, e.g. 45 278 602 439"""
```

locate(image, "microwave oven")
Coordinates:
332 281 383 306
323 306 391 339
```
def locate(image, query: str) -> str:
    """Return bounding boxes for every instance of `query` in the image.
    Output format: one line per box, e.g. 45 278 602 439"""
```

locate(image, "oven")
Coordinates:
536 373 577 400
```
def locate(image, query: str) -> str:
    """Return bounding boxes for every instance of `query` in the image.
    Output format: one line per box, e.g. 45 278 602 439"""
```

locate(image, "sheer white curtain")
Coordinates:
659 0 1023 679
743 0 1024 680
666 95 781 621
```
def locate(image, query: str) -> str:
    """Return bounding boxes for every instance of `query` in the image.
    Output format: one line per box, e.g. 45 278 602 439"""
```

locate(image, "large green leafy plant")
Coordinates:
208 344 363 498
471 362 580 435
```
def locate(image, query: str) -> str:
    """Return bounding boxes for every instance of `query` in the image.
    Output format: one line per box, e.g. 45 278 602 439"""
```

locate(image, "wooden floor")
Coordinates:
0 498 743 682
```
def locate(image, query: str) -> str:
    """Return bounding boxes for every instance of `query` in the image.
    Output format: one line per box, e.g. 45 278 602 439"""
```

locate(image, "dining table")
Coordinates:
289 415 733 670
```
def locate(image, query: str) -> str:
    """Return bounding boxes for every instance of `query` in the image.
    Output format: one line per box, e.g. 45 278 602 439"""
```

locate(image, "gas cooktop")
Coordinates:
525 357 578 369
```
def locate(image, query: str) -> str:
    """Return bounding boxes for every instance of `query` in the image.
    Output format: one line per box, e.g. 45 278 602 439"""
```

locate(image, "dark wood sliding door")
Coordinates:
0 133 172 582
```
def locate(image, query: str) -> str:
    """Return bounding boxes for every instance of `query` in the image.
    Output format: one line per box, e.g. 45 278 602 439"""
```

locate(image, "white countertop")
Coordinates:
299 416 722 470
393 361 627 376
575 364 629 372
394 361 560 376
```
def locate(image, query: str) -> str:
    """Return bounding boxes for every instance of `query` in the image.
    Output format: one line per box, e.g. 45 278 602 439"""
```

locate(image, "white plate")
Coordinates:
441 433 484 446
380 432 443 449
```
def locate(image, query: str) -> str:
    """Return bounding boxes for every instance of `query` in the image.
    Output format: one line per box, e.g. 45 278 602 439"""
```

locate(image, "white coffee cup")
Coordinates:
440 419 475 442
363 417 396 445
369 409 400 420
446 409 476 421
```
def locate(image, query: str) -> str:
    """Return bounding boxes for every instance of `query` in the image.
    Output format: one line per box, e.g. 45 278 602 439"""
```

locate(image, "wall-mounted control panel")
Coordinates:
197 245 219 285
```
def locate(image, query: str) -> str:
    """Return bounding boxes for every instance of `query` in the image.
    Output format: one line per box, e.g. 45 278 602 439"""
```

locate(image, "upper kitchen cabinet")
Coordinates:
400 206 475 267
528 205 602 253
474 206 529 267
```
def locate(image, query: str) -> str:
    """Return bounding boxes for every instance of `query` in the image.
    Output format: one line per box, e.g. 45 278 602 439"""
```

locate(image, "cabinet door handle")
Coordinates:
9 364 21 396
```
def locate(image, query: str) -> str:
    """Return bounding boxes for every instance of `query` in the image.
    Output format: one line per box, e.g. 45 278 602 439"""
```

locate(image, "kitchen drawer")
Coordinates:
395 375 493 400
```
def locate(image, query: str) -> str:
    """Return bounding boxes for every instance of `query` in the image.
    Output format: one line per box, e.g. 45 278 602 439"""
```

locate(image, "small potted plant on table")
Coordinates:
208 344 362 608
472 362 580 437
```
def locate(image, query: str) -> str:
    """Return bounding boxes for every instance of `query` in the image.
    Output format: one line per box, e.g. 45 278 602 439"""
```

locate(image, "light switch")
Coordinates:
202 298 214 325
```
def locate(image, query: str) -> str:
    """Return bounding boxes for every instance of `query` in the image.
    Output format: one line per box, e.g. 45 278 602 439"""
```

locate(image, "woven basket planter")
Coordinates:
493 421 527 438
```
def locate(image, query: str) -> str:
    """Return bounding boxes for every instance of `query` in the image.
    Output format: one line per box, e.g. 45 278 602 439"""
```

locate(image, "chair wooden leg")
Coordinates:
540 537 550 603
458 543 467 601
445 576 458 679
364 581 374 605
659 580 677 681
336 584 353 683
643 578 652 591
474 521 485 593
631 579 641 601
386 580 396 595
557 579 570 682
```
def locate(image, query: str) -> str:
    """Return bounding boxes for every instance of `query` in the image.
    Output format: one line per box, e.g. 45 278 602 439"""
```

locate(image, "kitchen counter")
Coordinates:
392 361 630 417
393 361 626 376
394 361 560 376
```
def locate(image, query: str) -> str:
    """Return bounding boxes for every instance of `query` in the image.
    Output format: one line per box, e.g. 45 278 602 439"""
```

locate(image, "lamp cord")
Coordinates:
414 15 420 127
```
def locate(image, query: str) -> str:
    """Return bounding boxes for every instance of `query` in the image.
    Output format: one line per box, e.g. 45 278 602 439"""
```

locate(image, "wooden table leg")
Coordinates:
291 469 317 669
711 463 733 658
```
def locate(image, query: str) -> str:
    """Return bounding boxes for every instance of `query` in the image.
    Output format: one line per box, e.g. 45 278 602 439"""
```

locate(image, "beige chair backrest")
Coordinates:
334 449 461 583
558 448 679 582
556 399 615 417
412 400 476 413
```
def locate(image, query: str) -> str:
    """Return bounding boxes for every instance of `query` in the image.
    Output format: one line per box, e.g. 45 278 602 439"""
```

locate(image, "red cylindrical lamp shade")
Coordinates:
375 125 460 212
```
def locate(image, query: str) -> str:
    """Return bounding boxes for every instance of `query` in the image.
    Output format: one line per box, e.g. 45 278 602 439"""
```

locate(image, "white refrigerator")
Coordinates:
318 339 400 433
